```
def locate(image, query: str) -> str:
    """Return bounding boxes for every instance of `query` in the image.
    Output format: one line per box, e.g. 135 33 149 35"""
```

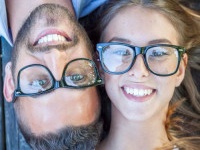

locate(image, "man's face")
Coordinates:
4 4 100 136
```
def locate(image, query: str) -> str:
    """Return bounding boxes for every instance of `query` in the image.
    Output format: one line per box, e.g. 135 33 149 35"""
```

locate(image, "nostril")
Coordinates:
128 55 149 77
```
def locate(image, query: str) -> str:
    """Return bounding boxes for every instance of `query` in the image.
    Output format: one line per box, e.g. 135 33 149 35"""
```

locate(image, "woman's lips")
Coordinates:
122 86 156 102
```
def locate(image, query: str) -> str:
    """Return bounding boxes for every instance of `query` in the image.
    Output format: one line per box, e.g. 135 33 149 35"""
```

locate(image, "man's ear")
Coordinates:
175 53 188 87
4 62 15 102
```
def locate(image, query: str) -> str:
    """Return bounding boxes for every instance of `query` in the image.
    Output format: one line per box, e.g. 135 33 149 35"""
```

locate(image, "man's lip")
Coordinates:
33 29 71 45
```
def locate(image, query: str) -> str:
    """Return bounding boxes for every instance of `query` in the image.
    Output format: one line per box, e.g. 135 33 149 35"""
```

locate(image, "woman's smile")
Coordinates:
122 86 156 102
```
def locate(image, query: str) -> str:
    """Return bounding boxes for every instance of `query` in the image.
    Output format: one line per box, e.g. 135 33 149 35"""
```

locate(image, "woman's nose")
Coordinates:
128 54 149 78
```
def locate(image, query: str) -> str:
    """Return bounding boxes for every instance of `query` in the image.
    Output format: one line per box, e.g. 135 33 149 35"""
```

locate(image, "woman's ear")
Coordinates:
4 62 15 102
175 53 188 87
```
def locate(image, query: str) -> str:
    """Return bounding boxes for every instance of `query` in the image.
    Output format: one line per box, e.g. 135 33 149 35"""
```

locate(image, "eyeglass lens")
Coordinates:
101 45 179 75
20 65 53 94
19 59 97 94
64 59 96 87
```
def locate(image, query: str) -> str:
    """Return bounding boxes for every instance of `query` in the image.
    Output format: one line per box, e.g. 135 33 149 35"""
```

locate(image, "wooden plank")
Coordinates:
1 37 31 150
0 36 6 150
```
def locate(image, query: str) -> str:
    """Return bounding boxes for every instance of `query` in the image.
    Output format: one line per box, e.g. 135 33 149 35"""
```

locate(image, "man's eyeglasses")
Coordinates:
97 42 186 76
13 58 103 102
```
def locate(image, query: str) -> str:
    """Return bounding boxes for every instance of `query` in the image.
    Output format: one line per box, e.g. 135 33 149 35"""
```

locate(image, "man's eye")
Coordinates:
29 79 51 89
31 80 46 86
70 74 84 81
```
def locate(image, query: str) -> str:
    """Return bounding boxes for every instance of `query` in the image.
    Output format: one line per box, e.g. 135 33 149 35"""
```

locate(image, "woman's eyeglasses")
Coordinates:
97 42 185 76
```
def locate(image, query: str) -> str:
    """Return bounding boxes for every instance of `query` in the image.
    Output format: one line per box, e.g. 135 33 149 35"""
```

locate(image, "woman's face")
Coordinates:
102 6 187 121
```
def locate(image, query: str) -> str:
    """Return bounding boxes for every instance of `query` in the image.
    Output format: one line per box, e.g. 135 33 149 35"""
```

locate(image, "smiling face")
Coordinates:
101 6 186 121
4 4 100 136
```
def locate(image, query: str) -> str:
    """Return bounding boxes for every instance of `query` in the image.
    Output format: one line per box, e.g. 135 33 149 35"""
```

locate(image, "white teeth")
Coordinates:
38 34 66 44
124 87 153 97
53 34 58 41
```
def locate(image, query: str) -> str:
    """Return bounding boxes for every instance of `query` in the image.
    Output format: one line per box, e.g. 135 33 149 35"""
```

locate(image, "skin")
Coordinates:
6 0 75 41
4 4 100 135
99 6 187 150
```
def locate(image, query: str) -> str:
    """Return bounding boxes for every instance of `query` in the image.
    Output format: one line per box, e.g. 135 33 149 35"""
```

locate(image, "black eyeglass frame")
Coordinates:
13 58 103 102
97 42 186 76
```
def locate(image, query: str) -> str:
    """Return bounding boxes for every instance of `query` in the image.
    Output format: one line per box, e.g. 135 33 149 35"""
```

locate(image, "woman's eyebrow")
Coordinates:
108 37 173 45
148 39 172 45
108 37 131 43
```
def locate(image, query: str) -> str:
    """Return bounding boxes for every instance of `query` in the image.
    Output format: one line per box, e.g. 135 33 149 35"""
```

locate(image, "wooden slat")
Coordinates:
1 37 31 150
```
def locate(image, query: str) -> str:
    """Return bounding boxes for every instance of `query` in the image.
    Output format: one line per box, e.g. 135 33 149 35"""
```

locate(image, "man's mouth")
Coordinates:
124 87 153 97
37 34 66 44
34 29 71 46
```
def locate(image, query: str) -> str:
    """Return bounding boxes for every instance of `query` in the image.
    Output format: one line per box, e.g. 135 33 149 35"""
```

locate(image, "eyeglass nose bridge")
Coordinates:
131 46 147 65
129 46 149 72
53 80 66 89
134 46 146 56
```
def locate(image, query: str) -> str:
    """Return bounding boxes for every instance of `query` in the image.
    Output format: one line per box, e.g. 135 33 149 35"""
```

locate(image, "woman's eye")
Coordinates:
150 50 168 57
113 49 130 56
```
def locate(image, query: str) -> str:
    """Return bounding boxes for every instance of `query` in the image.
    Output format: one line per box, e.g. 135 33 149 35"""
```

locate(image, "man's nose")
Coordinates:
43 49 67 80
128 55 149 78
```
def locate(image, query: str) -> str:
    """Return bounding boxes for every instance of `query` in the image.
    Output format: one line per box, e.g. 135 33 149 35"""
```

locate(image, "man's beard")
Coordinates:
18 119 102 150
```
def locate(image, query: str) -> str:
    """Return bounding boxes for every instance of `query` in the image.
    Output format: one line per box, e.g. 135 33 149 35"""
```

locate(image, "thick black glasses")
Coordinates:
13 58 103 102
97 42 186 76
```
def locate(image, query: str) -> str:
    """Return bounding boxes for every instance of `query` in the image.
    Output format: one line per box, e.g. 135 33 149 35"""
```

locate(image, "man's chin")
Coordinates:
18 117 102 150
